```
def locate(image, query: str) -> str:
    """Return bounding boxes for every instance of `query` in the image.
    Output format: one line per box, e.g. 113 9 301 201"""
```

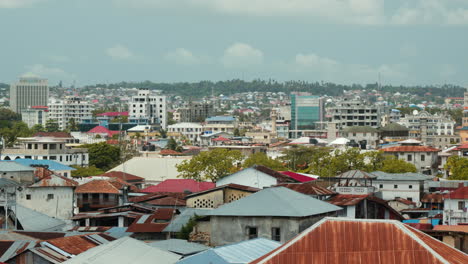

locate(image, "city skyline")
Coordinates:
1 0 468 86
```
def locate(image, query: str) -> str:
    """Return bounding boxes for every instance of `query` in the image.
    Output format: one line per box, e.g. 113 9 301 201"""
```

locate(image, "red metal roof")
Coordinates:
453 143 468 150
159 149 184 156
327 194 369 206
212 136 230 141
100 171 144 182
87 126 119 136
96 111 129 117
252 165 299 183
382 146 440 152
46 233 114 255
421 193 444 203
444 186 468 199
250 218 468 264
276 182 335 196
279 171 316 182
433 225 468 233
141 179 215 193
126 208 177 233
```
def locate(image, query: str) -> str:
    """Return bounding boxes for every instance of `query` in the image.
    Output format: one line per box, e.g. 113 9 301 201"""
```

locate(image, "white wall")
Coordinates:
216 168 277 189
17 187 76 220
373 180 422 204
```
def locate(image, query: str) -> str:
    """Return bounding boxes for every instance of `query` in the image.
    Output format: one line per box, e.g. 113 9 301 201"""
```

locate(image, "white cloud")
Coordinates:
105 44 135 60
24 64 76 80
221 42 263 68
115 0 468 25
292 53 407 83
164 48 202 65
0 0 43 8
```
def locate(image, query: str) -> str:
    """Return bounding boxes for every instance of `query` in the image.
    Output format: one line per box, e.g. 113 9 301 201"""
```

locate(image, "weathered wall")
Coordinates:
17 187 75 220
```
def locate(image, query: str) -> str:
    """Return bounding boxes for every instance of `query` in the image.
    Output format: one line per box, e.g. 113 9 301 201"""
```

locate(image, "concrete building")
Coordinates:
177 102 214 122
443 186 468 225
128 88 167 129
341 126 380 149
204 187 341 246
461 88 468 143
185 184 259 209
290 93 324 138
328 98 386 129
1 137 88 167
216 165 297 189
381 140 440 174
10 76 49 113
398 110 456 138
167 122 203 143
203 116 237 134
48 96 93 130
0 161 35 183
21 106 48 128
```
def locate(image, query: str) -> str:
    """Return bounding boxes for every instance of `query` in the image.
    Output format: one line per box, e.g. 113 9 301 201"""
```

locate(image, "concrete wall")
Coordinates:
17 187 76 220
216 168 277 189
186 189 254 208
372 180 422 204
0 170 34 184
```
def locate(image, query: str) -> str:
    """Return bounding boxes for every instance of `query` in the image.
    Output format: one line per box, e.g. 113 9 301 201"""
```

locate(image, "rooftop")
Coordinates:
141 179 215 193
382 145 440 152
0 161 35 172
15 159 76 171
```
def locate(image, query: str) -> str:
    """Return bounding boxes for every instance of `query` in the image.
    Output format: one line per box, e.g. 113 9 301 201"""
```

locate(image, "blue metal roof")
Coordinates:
177 238 281 264
14 159 75 171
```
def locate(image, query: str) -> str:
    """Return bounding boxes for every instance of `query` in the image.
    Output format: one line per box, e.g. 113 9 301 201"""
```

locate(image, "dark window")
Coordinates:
271 227 281 241
26 194 31 200
247 227 258 239
43 144 48 150
379 184 383 188
407 154 412 161
47 194 54 200
103 193 110 202
458 201 465 210
394 185 398 189
420 155 425 162
409 185 413 189
407 197 413 202
83 194 89 201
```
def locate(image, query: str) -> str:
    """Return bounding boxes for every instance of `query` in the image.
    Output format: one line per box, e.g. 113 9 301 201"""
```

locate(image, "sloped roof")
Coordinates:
43 233 115 256
221 165 297 185
159 149 184 156
276 182 335 196
75 179 127 194
382 145 440 152
62 237 180 264
15 159 76 171
0 240 37 262
250 217 468 264
0 178 21 188
433 225 468 233
334 170 377 179
212 136 230 142
87 126 119 136
126 209 177 233
185 183 259 199
371 171 434 181
14 205 66 232
444 186 468 199
163 208 212 233
0 161 35 172
453 143 468 150
34 132 72 138
141 179 215 193
209 187 342 217
421 193 444 203
30 174 78 188
99 171 144 182
278 171 316 182
327 194 369 206
178 238 281 264
148 239 210 256
206 116 236 122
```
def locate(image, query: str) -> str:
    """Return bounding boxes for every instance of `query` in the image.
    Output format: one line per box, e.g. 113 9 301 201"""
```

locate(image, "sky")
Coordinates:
0 0 468 87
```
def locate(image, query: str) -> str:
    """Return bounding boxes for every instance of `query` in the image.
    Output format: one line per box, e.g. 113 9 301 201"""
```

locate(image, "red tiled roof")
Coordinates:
34 132 72 138
394 198 416 205
159 149 184 156
141 179 215 193
453 143 468 150
382 146 440 152
276 182 335 196
250 218 468 264
100 171 144 182
212 136 230 141
444 186 468 199
87 126 119 137
421 193 444 203
126 208 177 233
279 171 316 182
433 225 468 233
75 178 133 194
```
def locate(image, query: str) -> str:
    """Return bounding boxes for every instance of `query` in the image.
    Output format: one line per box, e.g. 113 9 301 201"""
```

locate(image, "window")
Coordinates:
458 201 465 210
26 194 31 200
394 185 398 189
409 185 413 189
379 184 383 188
407 154 412 161
271 227 281 241
103 193 110 202
407 197 413 202
43 144 48 150
420 155 425 162
47 194 54 200
247 227 258 239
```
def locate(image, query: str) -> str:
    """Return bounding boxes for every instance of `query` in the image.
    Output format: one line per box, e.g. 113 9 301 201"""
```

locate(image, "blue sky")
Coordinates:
1 0 467 86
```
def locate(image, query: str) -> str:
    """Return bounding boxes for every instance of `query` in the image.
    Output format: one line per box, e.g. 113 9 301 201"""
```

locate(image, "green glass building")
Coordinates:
290 94 324 136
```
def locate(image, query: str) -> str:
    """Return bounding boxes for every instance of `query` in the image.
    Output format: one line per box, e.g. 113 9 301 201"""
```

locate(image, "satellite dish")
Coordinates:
416 201 422 207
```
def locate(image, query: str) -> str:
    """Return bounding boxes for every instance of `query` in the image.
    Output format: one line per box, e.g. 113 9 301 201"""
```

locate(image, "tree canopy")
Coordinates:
81 142 121 171
242 152 286 171
176 148 243 182
444 156 468 180
71 165 104 177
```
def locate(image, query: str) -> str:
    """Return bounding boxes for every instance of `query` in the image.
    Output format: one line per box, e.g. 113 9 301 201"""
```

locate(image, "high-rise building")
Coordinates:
21 106 48 128
10 77 49 113
290 93 324 138
328 98 387 129
177 102 214 122
48 97 93 130
128 88 167 129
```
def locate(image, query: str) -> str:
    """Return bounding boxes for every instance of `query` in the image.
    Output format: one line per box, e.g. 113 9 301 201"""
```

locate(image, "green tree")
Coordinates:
380 156 418 173
81 142 121 171
177 215 200 239
444 156 468 180
31 124 46 133
281 146 331 171
159 129 167 138
243 152 286 170
176 148 244 182
45 119 60 132
167 138 179 151
0 122 32 147
233 128 240 137
67 118 79 131
71 165 104 177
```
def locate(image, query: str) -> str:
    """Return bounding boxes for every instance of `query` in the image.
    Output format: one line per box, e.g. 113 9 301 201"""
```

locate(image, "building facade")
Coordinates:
178 102 214 122
167 122 203 143
10 77 49 113
328 99 386 129
398 110 456 138
128 88 167 129
290 94 324 138
48 97 93 130
21 106 48 128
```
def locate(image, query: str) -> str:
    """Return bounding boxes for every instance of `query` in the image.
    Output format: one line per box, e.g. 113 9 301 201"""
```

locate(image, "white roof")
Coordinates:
63 237 180 264
328 137 350 146
108 157 191 183
399 139 422 144
168 122 203 128
127 125 152 132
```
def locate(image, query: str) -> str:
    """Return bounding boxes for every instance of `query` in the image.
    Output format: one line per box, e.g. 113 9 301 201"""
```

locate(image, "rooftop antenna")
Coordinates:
378 72 381 91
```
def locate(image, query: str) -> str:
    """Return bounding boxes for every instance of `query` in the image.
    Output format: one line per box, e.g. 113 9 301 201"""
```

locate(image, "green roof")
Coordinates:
342 126 379 133
209 187 342 217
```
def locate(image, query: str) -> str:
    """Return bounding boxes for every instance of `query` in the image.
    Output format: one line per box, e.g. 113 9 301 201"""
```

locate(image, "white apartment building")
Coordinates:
328 98 387 129
398 110 455 137
21 105 48 128
48 97 93 130
128 88 167 129
167 122 203 143
10 76 49 113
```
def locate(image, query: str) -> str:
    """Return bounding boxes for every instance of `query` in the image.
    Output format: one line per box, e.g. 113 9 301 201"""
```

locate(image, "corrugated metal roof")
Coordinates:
30 174 78 188
382 145 440 152
334 170 377 179
206 116 236 122
104 227 133 239
141 179 215 193
178 238 281 264
0 241 37 262
0 178 21 188
250 217 468 264
209 187 342 217
371 171 434 181
149 239 210 256
14 205 66 232
15 159 75 171
276 182 335 196
62 237 180 264
0 161 35 172
444 186 468 199
163 208 212 233
126 208 177 233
